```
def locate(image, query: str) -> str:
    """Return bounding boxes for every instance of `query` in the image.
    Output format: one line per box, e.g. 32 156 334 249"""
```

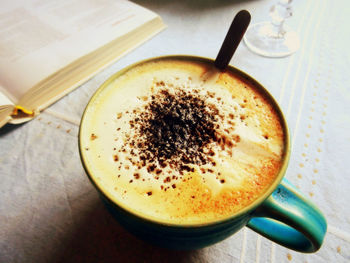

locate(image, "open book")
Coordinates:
0 0 165 128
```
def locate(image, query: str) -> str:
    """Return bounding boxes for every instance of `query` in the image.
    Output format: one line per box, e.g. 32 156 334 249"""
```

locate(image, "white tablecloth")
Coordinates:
1 0 349 262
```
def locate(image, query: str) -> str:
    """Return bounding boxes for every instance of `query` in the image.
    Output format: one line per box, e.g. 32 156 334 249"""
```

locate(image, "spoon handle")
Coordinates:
215 10 251 71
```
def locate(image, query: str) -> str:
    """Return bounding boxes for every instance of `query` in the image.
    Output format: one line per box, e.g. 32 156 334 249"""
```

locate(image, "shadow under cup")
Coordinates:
78 56 327 252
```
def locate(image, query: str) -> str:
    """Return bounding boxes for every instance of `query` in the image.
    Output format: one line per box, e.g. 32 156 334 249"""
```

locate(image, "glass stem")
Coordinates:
269 0 292 38
273 20 285 38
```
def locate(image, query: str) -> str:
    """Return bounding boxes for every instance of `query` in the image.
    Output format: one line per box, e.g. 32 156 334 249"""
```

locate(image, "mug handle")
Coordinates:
247 178 327 252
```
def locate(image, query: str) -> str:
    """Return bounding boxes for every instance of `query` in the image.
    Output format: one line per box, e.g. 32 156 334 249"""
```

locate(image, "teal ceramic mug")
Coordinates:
79 55 327 252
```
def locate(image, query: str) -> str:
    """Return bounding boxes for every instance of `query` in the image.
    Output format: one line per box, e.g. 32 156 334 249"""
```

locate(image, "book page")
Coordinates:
0 89 14 106
0 106 15 128
0 0 159 101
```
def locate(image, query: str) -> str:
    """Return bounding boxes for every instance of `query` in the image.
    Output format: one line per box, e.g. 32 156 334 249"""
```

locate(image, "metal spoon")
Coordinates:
215 10 251 71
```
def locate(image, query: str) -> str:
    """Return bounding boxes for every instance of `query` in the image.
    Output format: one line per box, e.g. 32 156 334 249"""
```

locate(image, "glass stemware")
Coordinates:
244 0 300 57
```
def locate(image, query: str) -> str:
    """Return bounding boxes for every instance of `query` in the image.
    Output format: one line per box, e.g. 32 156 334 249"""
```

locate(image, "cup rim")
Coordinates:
78 55 291 228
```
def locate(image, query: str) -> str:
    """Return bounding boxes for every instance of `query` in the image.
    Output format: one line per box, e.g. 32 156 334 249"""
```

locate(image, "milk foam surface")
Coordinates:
80 58 285 224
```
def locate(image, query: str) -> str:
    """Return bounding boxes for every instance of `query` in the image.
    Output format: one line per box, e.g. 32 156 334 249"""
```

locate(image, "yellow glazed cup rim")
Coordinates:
78 55 291 228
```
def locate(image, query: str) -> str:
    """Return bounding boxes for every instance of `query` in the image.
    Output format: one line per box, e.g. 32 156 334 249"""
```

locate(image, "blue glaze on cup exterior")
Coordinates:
79 55 327 252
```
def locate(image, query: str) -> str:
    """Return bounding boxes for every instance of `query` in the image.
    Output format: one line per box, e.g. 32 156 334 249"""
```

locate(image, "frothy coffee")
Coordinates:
80 57 285 224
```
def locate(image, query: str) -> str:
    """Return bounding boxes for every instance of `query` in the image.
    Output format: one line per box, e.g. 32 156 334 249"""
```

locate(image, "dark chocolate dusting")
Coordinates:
114 83 239 188
135 89 219 172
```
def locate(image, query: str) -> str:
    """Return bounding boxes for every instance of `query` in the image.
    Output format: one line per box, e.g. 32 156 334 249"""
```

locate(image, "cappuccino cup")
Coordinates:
79 56 326 252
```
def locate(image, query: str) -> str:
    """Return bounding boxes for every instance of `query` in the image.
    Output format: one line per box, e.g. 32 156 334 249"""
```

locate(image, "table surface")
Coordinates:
1 0 350 262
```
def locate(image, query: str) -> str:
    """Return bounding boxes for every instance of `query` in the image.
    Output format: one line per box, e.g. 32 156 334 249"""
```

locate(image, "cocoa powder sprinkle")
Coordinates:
133 88 219 173
112 85 242 183
90 133 98 140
